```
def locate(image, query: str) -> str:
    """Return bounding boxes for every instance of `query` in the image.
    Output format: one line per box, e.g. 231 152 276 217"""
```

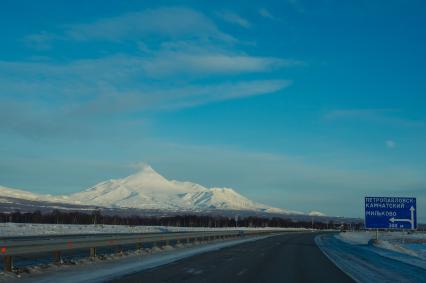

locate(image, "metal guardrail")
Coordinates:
0 229 283 272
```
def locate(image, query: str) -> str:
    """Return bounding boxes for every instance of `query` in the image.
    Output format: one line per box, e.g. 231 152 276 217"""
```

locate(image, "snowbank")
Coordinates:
336 231 426 261
336 230 373 245
337 231 426 245
0 222 306 237
316 234 426 283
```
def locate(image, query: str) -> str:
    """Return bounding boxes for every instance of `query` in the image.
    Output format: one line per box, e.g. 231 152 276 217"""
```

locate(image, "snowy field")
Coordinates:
0 222 306 237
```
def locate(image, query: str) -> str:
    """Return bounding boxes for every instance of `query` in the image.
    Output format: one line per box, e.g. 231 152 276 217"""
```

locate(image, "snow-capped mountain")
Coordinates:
70 165 294 213
0 165 316 215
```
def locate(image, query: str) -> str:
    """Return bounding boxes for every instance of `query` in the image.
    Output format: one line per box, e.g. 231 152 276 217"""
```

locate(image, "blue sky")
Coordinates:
1 0 425 220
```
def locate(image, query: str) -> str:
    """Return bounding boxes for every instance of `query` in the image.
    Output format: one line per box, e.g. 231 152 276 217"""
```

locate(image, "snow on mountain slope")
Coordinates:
308 211 326 217
70 166 208 210
183 187 282 212
0 185 72 203
69 165 289 213
0 165 314 215
0 185 44 201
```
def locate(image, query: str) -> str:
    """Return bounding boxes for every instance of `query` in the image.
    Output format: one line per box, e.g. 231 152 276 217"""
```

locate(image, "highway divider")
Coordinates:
1 229 287 272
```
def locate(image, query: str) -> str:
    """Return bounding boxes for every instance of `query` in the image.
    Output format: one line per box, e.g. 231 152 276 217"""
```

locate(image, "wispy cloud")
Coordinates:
23 31 55 50
3 6 301 140
0 80 291 139
0 54 292 138
136 39 302 77
324 109 425 128
217 11 251 28
64 7 235 42
157 79 292 109
258 8 275 20
21 7 302 78
142 52 298 77
0 53 295 92
73 79 292 114
0 98 95 140
324 109 388 120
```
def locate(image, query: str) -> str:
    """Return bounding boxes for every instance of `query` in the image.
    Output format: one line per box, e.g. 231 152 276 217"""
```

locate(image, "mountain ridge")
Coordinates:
0 165 324 216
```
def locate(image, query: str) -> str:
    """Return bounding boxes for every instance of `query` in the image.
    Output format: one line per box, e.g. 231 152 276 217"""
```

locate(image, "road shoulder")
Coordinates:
8 235 274 283
315 233 426 283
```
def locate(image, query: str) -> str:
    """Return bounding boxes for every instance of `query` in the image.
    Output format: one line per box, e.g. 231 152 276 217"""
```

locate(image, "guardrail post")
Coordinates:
3 255 12 272
136 243 143 250
90 247 96 259
116 245 123 256
53 251 61 264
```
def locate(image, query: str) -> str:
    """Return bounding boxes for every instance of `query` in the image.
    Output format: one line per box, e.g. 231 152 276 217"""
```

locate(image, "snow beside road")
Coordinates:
0 222 305 237
336 231 426 261
3 234 275 283
337 230 426 245
316 234 426 283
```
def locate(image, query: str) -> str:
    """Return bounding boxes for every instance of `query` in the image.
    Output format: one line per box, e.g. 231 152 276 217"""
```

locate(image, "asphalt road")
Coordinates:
110 232 354 283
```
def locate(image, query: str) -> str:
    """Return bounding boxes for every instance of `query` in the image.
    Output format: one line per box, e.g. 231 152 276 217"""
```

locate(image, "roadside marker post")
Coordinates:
53 251 61 264
4 255 12 272
90 247 97 259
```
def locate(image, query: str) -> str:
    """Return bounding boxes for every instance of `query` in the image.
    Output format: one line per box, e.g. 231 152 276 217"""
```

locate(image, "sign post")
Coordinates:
365 197 417 230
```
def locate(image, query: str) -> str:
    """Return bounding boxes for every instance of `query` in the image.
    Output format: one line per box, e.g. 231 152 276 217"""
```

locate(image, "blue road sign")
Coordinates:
365 197 417 229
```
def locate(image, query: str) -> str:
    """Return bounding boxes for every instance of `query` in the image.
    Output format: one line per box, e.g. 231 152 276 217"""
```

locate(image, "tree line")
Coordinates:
0 210 361 230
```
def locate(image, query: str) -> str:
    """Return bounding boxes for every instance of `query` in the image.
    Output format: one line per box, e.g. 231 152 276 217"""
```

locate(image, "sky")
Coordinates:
0 0 425 221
